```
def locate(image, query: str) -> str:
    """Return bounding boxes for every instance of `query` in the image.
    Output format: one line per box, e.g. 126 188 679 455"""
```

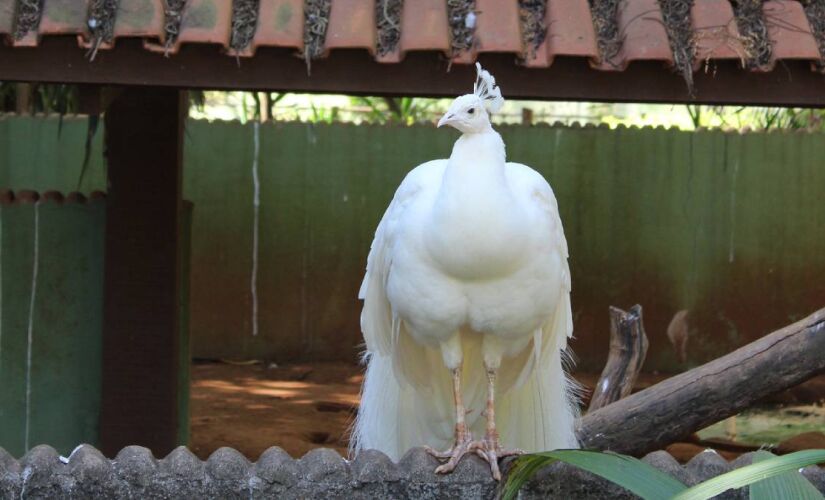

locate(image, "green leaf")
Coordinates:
503 449 687 500
673 450 825 500
749 450 824 500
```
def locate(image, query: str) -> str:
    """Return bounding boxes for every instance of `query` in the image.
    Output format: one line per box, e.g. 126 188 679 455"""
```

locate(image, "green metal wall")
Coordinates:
0 198 105 458
2 116 824 373
0 197 192 458
0 115 106 193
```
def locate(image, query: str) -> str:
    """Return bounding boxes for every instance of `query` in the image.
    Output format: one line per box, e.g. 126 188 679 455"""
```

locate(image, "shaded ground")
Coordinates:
191 362 825 463
190 361 361 461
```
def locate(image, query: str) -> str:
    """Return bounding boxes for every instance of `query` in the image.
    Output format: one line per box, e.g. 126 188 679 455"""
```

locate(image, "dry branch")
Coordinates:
587 305 649 413
577 307 825 456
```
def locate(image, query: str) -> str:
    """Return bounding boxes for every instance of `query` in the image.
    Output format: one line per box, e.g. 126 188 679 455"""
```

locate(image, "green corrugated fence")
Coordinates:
0 194 192 458
2 116 824 373
0 197 105 458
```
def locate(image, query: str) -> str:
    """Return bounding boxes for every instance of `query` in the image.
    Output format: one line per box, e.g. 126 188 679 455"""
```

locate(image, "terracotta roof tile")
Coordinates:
692 0 747 68
148 0 233 54
111 0 165 42
397 0 450 55
0 0 12 28
606 0 673 70
247 0 304 56
325 0 375 54
472 0 523 57
0 0 15 38
3 0 823 76
764 0 821 67
542 0 599 66
39 0 90 39
76 0 165 52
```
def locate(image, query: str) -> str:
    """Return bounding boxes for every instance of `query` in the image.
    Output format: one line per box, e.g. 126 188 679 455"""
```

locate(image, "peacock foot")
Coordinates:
469 431 524 481
424 427 476 476
426 430 523 481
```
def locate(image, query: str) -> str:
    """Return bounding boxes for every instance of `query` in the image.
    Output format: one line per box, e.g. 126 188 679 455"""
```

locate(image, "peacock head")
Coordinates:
437 63 504 134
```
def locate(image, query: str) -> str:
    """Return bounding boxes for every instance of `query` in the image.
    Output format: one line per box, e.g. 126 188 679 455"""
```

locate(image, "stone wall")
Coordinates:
2 445 824 499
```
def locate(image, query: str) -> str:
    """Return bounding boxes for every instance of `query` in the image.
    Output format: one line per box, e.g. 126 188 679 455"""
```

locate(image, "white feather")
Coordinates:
473 62 504 114
351 69 578 461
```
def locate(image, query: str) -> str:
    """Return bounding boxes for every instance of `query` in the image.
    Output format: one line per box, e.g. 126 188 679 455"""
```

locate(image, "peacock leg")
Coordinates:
470 367 524 481
424 365 475 472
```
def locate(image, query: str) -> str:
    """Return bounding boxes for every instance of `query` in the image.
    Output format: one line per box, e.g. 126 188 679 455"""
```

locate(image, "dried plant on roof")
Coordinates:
302 0 332 74
731 0 772 69
87 0 119 61
588 0 622 67
163 0 187 53
658 0 696 94
376 0 402 56
14 0 43 39
802 0 825 72
231 0 260 52
447 0 476 58
518 0 547 62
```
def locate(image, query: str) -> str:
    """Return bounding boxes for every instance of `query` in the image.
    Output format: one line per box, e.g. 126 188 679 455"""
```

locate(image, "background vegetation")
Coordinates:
3 82 825 131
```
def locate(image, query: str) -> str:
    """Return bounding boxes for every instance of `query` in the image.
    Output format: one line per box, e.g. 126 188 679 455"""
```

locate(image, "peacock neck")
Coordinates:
433 126 516 226
441 128 507 193
426 126 529 279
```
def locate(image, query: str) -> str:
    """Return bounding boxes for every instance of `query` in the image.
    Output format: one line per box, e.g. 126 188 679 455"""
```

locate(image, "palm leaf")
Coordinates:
504 449 825 500
748 450 824 500
77 114 100 191
673 449 825 500
503 449 687 500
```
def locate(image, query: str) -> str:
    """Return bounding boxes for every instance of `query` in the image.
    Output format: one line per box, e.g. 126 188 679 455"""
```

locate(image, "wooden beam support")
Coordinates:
2 37 825 107
577 307 825 456
99 87 185 457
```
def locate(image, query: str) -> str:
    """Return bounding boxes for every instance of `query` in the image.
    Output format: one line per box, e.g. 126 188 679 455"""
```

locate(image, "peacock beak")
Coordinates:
437 113 455 128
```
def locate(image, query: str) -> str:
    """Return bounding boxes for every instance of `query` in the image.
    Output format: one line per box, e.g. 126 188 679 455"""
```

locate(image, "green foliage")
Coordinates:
504 450 686 500
0 83 78 114
749 450 824 500
503 449 825 500
685 105 825 131
245 92 287 122
308 101 339 124
351 96 439 124
674 450 825 500
0 84 220 116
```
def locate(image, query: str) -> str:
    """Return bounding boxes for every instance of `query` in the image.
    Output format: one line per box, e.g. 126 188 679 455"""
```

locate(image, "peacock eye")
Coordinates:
468 108 475 115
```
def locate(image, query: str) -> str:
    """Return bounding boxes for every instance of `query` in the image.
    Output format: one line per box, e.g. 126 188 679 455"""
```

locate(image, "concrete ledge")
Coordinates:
1 445 823 499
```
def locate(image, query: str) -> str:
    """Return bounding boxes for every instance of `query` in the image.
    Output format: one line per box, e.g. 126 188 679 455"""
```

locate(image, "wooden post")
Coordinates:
15 83 32 113
521 107 533 125
99 87 185 457
577 307 825 456
587 305 649 412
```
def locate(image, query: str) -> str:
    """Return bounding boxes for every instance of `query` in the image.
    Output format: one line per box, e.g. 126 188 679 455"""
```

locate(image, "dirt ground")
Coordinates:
190 361 361 461
190 361 825 463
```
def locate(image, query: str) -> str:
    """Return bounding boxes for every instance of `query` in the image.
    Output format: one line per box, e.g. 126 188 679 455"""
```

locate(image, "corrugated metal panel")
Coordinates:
2 0 822 74
4 116 825 371
0 192 106 458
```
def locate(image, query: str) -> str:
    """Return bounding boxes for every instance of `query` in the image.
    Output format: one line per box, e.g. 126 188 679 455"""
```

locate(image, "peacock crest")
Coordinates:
473 63 504 114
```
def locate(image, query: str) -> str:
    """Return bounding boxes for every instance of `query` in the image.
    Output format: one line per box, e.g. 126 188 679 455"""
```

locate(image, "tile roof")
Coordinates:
0 0 823 75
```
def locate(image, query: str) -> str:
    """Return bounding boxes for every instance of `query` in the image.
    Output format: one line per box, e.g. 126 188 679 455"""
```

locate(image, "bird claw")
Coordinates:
425 430 474 472
427 432 523 481
423 445 456 460
470 436 524 481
